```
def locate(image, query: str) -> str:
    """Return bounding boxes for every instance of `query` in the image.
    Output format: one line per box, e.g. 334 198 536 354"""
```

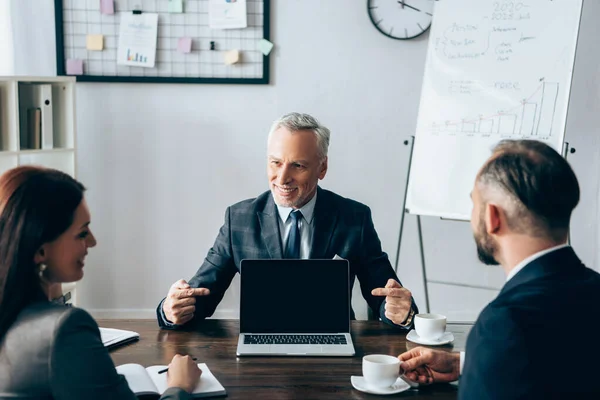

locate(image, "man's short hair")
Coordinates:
268 113 330 161
477 139 580 240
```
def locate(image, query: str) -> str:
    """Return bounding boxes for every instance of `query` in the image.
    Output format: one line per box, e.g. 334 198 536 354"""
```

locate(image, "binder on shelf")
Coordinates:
19 84 54 150
26 108 41 149
35 84 54 149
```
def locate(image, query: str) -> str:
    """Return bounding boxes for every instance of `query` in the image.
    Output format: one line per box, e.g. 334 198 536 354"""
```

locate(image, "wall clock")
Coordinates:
367 0 435 40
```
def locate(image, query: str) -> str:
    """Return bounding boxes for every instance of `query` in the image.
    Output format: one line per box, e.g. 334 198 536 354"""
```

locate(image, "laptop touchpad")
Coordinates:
270 345 323 353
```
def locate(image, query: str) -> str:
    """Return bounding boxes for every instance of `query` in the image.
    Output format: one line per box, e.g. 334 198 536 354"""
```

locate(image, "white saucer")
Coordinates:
351 376 411 395
406 330 454 346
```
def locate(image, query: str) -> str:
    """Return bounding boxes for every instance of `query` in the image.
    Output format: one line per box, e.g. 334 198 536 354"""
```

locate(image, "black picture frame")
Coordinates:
54 0 270 84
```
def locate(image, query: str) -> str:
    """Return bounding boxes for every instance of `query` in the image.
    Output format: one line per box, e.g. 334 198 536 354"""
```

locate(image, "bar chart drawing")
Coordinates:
126 49 148 64
431 81 560 138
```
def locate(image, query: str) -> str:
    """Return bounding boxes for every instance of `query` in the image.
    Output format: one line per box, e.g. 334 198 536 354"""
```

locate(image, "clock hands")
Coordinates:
397 1 421 12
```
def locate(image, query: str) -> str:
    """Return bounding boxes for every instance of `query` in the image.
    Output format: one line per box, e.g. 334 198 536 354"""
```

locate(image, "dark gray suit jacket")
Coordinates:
460 247 600 399
158 187 416 328
0 301 189 400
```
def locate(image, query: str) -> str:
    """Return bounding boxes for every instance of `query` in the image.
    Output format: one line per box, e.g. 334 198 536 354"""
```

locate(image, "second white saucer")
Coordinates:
351 376 411 395
406 330 454 346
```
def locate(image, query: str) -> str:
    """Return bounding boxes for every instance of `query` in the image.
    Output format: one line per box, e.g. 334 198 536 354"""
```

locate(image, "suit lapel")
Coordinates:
310 188 339 259
257 194 283 259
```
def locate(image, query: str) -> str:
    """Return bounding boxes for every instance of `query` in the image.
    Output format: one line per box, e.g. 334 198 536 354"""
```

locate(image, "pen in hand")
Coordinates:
158 357 197 374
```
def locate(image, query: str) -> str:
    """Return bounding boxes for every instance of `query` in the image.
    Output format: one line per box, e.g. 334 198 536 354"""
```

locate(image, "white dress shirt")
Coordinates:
276 191 317 259
459 243 570 374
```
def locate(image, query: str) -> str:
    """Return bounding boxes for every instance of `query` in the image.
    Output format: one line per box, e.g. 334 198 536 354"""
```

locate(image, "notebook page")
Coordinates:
115 363 159 396
147 363 226 396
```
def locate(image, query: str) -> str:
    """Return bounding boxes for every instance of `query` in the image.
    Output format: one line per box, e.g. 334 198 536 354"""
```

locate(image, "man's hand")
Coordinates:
398 347 460 385
371 279 412 325
163 279 210 325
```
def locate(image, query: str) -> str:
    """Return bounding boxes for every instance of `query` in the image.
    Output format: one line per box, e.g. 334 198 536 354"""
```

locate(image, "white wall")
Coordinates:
9 0 56 76
6 0 600 321
0 0 13 75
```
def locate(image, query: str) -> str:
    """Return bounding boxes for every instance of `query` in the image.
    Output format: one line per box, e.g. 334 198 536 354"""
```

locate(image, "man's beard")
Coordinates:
474 217 500 266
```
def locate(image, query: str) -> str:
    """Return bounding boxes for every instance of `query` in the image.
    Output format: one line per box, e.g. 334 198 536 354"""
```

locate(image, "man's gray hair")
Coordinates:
268 113 331 160
476 139 580 241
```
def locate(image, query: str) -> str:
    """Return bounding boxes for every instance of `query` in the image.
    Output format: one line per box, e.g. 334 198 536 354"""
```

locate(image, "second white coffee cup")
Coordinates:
414 313 447 340
362 354 400 388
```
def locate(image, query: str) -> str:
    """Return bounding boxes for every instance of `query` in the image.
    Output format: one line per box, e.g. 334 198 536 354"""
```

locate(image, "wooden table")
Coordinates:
98 319 471 399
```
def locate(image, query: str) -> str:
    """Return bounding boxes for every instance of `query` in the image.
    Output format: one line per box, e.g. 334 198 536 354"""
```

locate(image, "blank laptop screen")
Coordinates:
240 259 350 333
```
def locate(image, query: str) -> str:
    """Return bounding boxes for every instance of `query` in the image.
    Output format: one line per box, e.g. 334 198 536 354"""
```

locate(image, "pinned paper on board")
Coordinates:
178 37 192 53
257 39 273 56
86 34 104 51
66 59 83 75
168 0 184 13
224 49 240 65
100 0 114 15
117 13 158 68
209 0 247 29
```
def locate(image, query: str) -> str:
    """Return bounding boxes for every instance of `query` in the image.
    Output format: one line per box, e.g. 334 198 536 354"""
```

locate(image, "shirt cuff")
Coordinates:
379 300 415 329
159 298 177 328
460 351 465 375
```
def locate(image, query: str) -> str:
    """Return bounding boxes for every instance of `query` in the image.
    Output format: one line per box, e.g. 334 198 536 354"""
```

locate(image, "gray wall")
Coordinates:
5 0 600 321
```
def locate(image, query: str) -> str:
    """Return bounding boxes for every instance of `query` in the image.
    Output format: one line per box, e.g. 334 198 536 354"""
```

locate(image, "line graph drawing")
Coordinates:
431 80 559 138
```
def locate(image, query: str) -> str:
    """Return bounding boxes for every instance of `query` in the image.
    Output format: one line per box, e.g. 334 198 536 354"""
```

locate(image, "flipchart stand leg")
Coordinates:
394 136 430 313
562 141 576 246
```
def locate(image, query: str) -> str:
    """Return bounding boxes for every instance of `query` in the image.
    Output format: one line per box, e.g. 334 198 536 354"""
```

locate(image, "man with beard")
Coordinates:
398 140 600 399
156 112 418 330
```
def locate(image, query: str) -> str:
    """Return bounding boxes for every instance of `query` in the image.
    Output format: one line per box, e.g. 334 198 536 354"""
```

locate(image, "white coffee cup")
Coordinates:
362 354 400 388
414 313 447 340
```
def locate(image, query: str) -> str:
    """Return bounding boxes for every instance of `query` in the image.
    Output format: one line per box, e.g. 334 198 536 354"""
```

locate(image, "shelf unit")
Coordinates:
0 76 78 304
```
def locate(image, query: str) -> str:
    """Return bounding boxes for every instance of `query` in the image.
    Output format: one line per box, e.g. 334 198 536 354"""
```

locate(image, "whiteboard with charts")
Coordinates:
54 0 270 84
405 0 583 220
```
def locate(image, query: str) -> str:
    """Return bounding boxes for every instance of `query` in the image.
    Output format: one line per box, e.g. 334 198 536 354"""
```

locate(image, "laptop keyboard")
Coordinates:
244 334 347 345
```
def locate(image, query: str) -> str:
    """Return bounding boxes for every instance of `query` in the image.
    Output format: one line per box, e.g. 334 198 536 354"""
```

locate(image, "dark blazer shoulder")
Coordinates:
0 302 102 396
15 302 94 334
10 303 100 354
317 188 371 214
229 190 273 213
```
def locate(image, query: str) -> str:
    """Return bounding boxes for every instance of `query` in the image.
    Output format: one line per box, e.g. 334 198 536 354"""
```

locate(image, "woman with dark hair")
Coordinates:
0 166 201 399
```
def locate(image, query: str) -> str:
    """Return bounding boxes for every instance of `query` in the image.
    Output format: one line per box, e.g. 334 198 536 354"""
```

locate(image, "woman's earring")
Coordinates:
38 263 47 279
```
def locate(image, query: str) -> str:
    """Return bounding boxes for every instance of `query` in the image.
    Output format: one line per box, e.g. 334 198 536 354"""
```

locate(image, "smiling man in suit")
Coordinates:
398 140 600 399
157 112 417 330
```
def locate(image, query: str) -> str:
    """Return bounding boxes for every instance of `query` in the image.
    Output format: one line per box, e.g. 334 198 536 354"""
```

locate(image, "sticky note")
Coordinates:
224 50 240 65
258 38 274 56
178 37 192 53
168 0 183 13
66 59 83 75
100 0 114 15
86 34 104 51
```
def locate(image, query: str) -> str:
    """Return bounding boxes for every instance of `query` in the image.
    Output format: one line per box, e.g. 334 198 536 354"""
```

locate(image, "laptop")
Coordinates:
236 259 356 356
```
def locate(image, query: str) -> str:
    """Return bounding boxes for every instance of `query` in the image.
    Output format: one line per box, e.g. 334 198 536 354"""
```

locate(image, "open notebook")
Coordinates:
116 363 226 398
99 327 140 349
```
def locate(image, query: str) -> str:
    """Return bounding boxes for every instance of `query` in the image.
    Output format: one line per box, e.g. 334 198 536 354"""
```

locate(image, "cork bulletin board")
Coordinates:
54 0 270 84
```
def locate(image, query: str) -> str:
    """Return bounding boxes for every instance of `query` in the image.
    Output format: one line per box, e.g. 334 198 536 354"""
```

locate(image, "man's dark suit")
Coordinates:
157 187 416 328
460 247 600 399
